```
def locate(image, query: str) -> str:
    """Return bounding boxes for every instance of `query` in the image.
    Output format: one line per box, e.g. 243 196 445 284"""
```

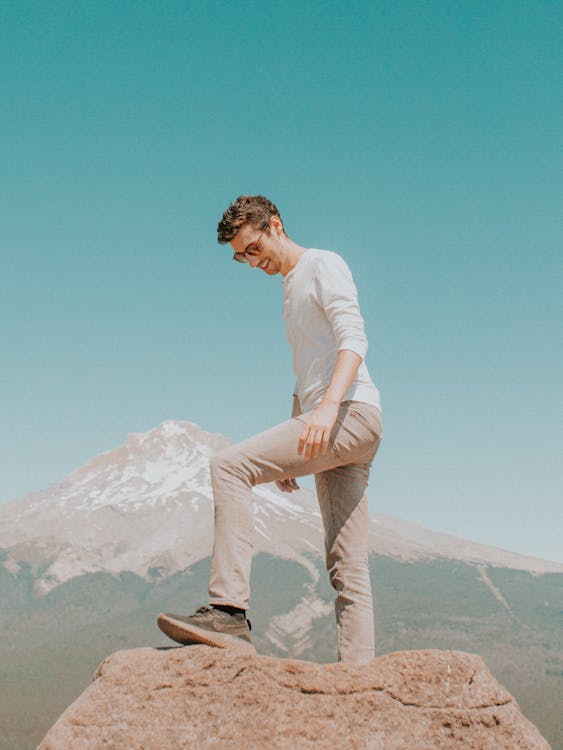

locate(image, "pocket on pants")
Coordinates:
346 403 382 443
326 402 380 465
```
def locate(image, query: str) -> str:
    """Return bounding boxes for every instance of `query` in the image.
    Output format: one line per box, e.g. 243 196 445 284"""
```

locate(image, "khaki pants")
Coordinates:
208 400 382 663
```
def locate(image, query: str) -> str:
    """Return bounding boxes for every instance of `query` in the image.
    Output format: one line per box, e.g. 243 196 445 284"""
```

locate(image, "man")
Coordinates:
158 195 382 663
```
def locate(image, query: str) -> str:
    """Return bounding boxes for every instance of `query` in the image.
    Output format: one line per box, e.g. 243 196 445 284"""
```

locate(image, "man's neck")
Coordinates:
280 238 308 277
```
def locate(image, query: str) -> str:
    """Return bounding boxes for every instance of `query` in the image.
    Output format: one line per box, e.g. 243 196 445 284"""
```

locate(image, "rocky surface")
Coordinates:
38 646 551 749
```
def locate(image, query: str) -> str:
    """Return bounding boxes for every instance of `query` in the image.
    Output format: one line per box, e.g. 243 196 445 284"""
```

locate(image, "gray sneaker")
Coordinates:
157 606 255 652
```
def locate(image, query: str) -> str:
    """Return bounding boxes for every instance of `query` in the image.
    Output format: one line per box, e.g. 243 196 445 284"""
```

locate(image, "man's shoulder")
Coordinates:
307 248 349 269
307 249 353 281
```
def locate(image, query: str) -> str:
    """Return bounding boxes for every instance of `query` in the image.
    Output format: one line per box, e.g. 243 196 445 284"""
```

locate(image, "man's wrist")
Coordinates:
320 394 341 407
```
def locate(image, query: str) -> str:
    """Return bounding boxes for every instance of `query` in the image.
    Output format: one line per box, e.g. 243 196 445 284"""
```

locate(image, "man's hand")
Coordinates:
298 401 340 460
275 478 300 493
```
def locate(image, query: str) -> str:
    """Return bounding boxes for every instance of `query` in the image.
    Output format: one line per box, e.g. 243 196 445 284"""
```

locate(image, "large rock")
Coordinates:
38 646 550 749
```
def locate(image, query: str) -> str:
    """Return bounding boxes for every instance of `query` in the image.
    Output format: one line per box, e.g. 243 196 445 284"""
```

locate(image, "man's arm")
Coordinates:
319 348 362 409
298 349 362 460
297 254 368 460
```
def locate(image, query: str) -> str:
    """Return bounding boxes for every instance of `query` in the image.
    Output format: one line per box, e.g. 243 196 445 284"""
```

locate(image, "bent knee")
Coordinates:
209 447 254 485
209 450 226 476
210 448 237 476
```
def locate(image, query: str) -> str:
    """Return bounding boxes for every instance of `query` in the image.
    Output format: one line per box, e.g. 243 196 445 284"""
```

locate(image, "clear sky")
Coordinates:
1 1 561 562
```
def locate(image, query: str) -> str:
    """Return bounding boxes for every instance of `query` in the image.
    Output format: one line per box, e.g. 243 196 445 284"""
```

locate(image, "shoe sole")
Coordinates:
157 613 256 654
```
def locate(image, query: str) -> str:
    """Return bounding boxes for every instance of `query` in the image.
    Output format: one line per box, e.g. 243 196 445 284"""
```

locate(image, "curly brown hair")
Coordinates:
217 195 284 244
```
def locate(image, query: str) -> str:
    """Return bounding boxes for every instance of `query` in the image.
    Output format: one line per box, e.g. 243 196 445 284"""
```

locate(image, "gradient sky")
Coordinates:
1 1 561 562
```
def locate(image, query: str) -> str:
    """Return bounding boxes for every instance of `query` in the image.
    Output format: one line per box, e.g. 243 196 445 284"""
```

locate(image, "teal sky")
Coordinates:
1 1 562 562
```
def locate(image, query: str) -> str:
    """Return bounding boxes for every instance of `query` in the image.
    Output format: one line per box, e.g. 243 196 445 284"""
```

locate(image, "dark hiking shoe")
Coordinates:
157 606 255 652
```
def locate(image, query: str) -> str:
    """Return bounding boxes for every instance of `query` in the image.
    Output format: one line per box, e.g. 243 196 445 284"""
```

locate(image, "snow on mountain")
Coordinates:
0 420 322 593
1 419 561 596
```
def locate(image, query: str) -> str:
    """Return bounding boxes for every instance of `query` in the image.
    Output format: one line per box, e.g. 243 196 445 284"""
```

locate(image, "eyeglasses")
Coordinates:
232 227 267 263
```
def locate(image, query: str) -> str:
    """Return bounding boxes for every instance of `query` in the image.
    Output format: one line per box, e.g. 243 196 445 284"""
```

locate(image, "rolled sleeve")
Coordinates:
313 254 368 360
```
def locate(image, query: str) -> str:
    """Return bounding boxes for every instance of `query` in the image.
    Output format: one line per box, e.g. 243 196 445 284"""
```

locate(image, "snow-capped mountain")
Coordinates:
0 420 325 593
1 419 561 596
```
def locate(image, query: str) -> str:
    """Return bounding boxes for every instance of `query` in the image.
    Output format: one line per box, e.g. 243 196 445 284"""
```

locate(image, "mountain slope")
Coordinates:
0 419 562 749
1 419 560 598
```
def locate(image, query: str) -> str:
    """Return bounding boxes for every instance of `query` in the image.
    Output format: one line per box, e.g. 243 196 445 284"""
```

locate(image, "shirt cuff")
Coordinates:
338 339 367 361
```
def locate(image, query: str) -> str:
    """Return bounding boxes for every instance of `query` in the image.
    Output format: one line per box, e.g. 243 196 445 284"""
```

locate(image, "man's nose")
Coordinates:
249 255 261 268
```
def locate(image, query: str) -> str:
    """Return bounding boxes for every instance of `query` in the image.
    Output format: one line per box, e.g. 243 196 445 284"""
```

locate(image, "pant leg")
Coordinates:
208 401 380 610
315 461 375 664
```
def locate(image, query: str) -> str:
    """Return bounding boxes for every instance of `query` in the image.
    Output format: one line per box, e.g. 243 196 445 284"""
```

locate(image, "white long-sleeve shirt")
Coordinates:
282 248 381 415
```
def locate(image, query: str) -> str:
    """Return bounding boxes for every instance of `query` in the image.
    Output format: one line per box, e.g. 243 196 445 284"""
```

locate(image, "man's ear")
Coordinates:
270 214 284 235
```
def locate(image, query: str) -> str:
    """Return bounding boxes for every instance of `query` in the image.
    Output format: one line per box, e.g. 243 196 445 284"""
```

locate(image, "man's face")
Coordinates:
230 220 283 276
